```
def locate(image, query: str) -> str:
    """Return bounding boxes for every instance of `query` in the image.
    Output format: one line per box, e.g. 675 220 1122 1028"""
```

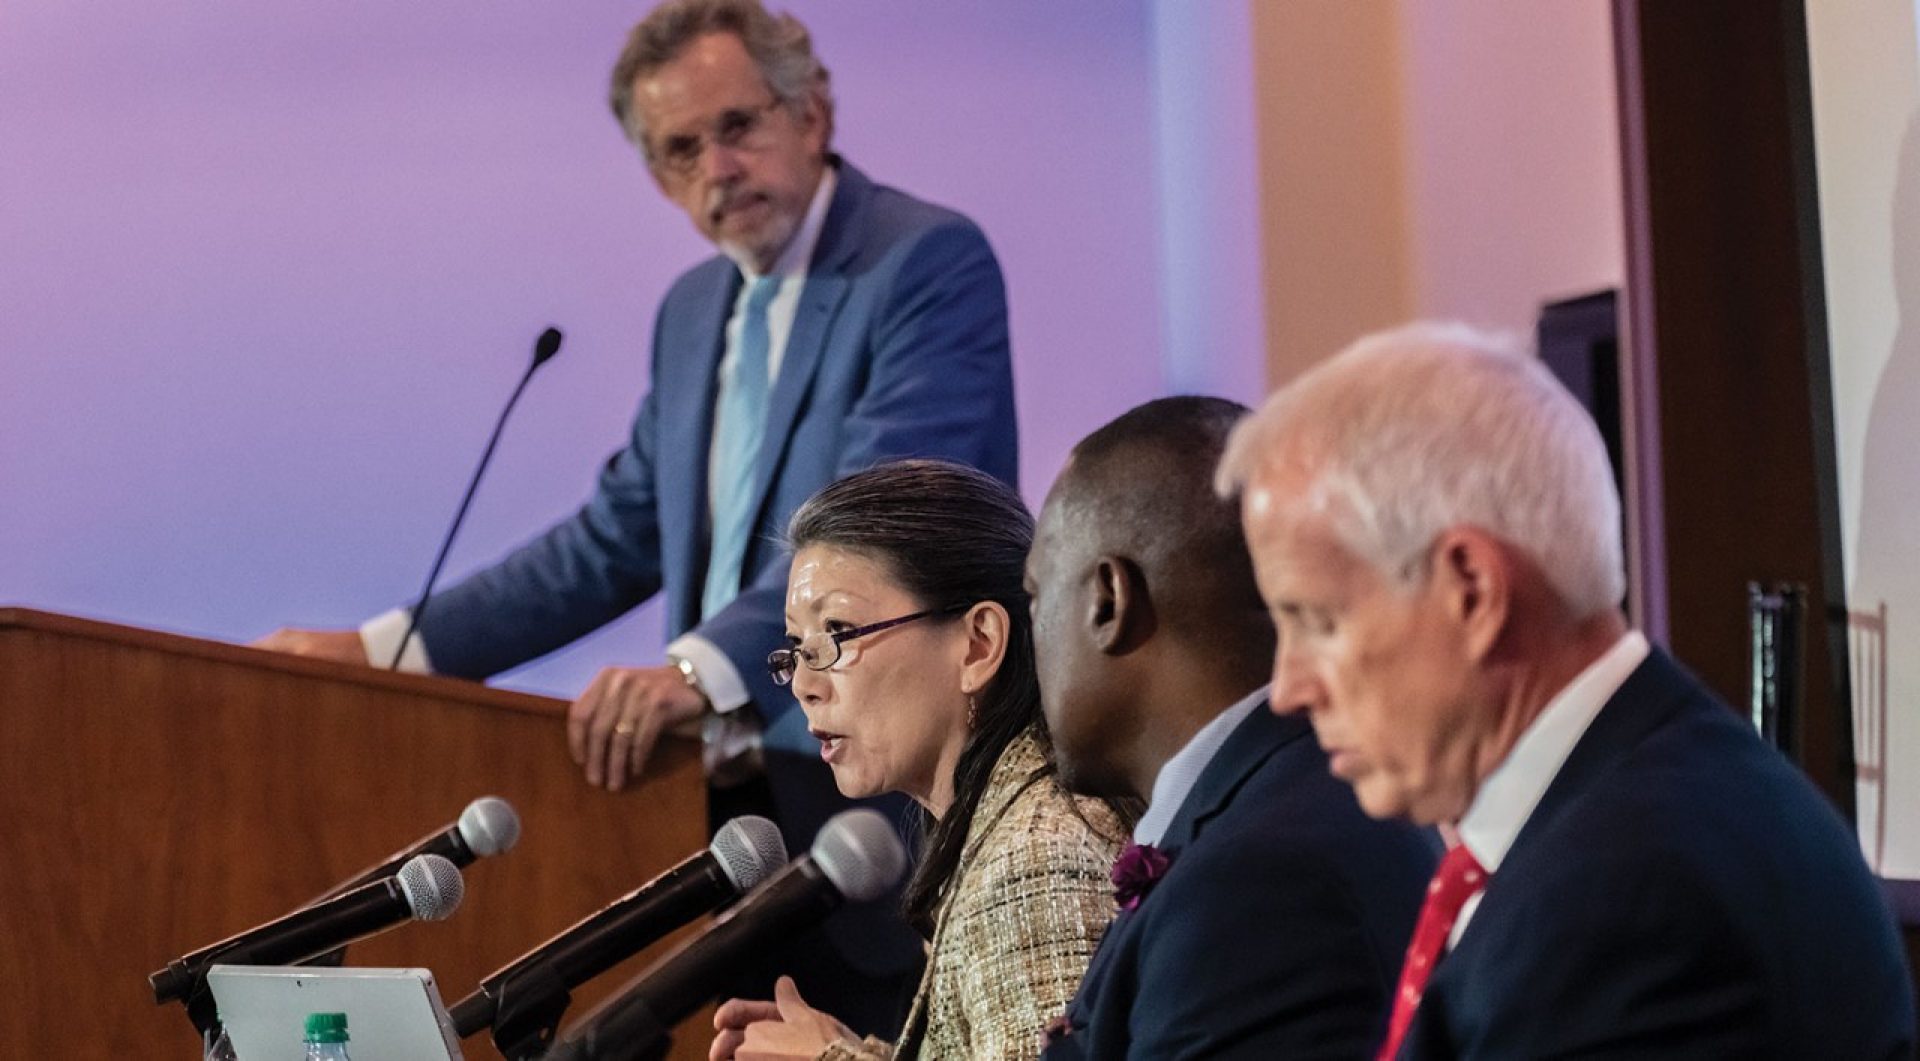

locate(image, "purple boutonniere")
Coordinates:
1110 842 1171 912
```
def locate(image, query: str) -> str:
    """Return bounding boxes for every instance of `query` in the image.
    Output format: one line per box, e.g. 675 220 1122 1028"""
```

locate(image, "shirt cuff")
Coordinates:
360 608 435 674
665 633 751 714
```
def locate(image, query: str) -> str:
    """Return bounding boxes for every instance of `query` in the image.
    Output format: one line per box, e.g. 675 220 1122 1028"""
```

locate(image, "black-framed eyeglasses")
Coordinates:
648 97 786 180
767 604 970 686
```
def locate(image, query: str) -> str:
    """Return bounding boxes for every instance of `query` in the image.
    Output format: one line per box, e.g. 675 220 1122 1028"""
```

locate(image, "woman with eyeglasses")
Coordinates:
710 459 1131 1061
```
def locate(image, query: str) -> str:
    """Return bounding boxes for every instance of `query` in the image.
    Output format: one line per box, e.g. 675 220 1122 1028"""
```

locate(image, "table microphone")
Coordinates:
546 809 907 1061
312 796 520 907
149 853 465 1005
391 326 564 668
446 815 786 1057
295 795 517 968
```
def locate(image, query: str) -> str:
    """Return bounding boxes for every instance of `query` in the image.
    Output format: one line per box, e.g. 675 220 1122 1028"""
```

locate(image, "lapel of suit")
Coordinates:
1498 649 1695 864
745 163 866 531
660 262 741 631
1159 703 1311 854
1424 650 1700 1036
1064 702 1307 1033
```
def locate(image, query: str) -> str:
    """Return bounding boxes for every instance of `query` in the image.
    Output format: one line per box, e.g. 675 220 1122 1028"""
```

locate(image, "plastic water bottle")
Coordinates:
303 1012 352 1060
201 1023 238 1061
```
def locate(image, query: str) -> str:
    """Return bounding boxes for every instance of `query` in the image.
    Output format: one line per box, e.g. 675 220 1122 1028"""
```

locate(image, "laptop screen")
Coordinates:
208 965 463 1060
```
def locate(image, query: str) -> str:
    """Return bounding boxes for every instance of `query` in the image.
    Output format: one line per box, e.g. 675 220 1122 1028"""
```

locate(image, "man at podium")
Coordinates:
257 0 1015 1036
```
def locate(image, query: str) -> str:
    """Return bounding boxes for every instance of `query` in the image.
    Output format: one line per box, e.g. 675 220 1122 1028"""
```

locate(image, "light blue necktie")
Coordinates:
702 275 781 620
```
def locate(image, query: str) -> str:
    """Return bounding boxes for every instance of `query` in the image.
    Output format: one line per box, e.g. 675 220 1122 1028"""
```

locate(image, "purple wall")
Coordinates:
1 2 1204 696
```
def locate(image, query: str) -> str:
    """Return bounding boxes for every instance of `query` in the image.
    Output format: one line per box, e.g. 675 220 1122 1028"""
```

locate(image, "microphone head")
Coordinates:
710 815 788 892
457 796 522 858
810 809 908 904
397 854 465 922
533 326 563 368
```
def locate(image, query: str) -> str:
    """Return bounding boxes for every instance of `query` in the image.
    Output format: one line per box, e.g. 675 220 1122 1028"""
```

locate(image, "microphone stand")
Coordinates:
391 327 562 669
545 997 673 1061
485 961 575 1061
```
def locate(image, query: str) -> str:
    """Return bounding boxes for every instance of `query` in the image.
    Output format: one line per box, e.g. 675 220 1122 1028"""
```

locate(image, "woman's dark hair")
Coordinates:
786 459 1079 934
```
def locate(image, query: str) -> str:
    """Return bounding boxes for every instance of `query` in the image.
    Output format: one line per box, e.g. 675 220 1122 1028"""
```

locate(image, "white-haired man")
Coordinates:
1218 322 1913 1058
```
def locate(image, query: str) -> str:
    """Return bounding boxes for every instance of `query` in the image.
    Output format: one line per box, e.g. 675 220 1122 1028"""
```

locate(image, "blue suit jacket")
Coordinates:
1045 705 1440 1060
413 161 1016 977
1403 649 1916 1058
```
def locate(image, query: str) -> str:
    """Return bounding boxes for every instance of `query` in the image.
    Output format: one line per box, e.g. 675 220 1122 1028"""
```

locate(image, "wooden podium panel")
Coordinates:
0 608 714 1060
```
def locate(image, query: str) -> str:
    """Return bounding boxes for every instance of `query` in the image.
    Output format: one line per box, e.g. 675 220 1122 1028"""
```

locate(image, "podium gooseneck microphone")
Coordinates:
546 809 909 1061
391 325 564 669
447 815 787 1060
149 853 466 1034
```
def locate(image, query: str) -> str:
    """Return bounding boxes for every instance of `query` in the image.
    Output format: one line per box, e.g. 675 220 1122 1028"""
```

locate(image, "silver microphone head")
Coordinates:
810 809 908 904
457 796 521 858
397 854 465 921
710 815 789 892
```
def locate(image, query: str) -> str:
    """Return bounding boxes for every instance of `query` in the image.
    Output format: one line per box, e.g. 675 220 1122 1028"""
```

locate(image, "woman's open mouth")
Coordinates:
809 726 847 764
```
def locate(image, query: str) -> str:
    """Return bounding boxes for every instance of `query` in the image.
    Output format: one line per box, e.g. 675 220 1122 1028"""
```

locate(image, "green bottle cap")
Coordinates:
304 1011 349 1043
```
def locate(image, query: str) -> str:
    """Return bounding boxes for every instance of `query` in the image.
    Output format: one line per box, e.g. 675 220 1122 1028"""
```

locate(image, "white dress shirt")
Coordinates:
1448 630 1650 946
1133 685 1270 847
361 167 842 717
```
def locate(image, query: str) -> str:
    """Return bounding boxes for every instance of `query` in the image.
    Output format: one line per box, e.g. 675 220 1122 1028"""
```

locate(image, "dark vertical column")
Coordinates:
1612 0 1852 814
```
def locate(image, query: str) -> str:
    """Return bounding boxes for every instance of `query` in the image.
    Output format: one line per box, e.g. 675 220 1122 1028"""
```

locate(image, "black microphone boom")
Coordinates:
148 854 465 1034
447 815 785 1060
391 326 563 669
547 810 906 1061
301 796 518 969
313 796 520 904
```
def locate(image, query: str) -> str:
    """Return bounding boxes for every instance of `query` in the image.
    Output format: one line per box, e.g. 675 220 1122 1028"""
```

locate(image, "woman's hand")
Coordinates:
710 976 859 1060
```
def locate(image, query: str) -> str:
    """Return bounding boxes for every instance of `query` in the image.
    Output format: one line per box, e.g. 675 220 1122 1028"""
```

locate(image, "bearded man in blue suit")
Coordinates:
260 0 1015 1033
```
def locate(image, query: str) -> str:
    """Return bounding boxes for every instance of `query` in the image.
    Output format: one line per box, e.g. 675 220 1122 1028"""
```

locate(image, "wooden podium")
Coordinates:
0 608 714 1059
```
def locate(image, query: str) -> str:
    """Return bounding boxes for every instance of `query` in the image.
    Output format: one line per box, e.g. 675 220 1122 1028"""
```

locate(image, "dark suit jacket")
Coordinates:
410 161 1015 987
1403 649 1917 1058
1045 704 1440 1060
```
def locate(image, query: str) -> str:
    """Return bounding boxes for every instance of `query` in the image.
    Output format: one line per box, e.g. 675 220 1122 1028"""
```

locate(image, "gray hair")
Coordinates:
608 0 834 159
1215 321 1625 618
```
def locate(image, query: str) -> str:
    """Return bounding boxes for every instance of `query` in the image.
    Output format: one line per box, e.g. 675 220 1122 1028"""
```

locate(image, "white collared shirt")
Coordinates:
1448 630 1651 946
363 167 841 717
1133 685 1270 846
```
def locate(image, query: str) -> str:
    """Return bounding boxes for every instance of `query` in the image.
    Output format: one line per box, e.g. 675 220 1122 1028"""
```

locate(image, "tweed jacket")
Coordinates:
822 729 1124 1060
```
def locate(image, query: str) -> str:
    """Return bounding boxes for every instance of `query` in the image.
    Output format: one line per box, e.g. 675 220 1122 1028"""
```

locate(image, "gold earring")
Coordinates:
967 695 979 730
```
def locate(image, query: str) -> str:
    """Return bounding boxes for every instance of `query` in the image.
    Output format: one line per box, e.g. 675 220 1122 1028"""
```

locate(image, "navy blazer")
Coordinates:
412 161 1016 980
1045 704 1440 1060
1403 649 1916 1058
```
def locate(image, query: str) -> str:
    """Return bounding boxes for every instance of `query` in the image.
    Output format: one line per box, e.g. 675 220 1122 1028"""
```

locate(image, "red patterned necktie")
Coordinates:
1376 844 1487 1060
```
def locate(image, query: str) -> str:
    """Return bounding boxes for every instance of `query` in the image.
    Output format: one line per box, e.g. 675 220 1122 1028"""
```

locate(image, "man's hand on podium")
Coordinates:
255 630 705 793
569 664 707 792
253 628 370 665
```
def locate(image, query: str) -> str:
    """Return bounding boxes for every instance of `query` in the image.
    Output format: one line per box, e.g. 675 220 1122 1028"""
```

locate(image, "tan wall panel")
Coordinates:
1250 0 1623 387
1252 0 1417 388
